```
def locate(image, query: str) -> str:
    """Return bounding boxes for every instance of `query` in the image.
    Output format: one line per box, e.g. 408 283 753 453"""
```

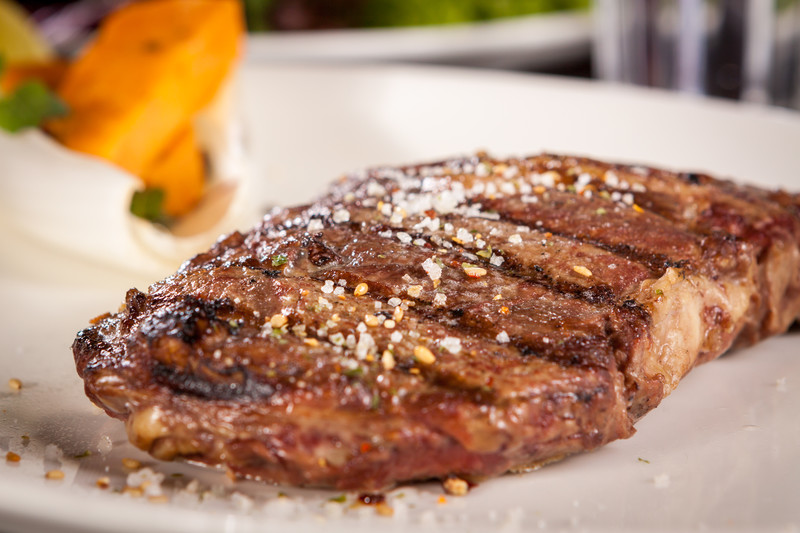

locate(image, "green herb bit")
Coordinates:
596 207 607 215
130 188 169 224
271 253 288 267
329 494 347 503
654 289 664 296
638 457 651 464
343 367 364 378
476 249 492 259
0 80 68 133
73 450 91 459
370 392 381 410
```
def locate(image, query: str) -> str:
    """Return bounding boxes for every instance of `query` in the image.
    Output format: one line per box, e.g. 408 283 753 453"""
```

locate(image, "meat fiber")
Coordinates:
73 153 800 490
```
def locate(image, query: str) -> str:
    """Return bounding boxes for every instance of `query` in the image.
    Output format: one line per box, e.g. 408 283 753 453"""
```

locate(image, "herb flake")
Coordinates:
0 79 68 133
130 188 168 224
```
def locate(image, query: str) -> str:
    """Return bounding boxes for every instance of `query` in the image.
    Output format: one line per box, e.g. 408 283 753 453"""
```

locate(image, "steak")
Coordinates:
73 153 800 490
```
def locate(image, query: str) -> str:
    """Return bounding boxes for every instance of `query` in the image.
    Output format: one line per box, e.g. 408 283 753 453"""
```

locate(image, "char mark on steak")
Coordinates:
73 153 800 490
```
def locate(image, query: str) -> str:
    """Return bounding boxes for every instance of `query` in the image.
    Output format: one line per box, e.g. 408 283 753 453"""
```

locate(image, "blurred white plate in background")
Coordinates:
246 12 592 70
0 63 798 533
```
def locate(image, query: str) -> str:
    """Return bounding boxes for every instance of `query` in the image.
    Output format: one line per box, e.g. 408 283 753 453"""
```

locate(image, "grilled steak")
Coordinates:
73 153 800 490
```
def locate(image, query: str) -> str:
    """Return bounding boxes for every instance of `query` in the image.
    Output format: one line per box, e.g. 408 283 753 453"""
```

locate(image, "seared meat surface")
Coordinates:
73 153 800 490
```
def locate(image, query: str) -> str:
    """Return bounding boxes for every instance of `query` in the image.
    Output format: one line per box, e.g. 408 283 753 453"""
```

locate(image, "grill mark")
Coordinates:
269 220 654 373
140 295 237 345
477 202 683 277
152 361 277 401
164 210 656 380
342 217 652 321
318 215 642 310
303 265 641 373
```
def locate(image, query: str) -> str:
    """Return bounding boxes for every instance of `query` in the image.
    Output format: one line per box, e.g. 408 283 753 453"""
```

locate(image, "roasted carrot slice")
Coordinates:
0 60 67 94
46 0 243 177
140 124 205 218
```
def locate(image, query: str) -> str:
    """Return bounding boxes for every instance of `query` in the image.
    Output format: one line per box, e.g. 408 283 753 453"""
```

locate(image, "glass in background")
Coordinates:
593 0 800 109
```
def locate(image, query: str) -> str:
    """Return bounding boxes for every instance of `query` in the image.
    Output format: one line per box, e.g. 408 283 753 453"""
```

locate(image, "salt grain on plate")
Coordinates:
654 473 671 489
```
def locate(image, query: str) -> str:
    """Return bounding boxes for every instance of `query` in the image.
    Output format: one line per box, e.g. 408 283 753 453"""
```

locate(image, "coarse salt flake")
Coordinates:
321 280 335 294
422 257 442 281
332 209 350 223
433 293 447 307
356 333 376 359
604 171 619 187
440 337 462 355
396 232 412 244
456 228 474 243
496 331 510 343
366 181 387 197
307 218 324 232
508 234 522 244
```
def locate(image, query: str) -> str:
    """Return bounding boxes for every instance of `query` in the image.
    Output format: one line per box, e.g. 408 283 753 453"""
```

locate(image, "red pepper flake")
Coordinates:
6 451 21 463
360 442 372 453
500 306 509 315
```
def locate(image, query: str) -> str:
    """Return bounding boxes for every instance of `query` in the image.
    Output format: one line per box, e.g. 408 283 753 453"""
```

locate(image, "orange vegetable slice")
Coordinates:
0 60 67 94
140 124 205 218
46 0 243 180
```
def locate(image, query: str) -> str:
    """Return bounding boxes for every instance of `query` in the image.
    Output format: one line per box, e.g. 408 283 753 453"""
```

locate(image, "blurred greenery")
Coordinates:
243 0 590 32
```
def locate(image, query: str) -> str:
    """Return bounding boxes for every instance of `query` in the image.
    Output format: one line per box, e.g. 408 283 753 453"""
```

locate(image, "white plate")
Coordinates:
245 12 591 70
1 64 799 533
